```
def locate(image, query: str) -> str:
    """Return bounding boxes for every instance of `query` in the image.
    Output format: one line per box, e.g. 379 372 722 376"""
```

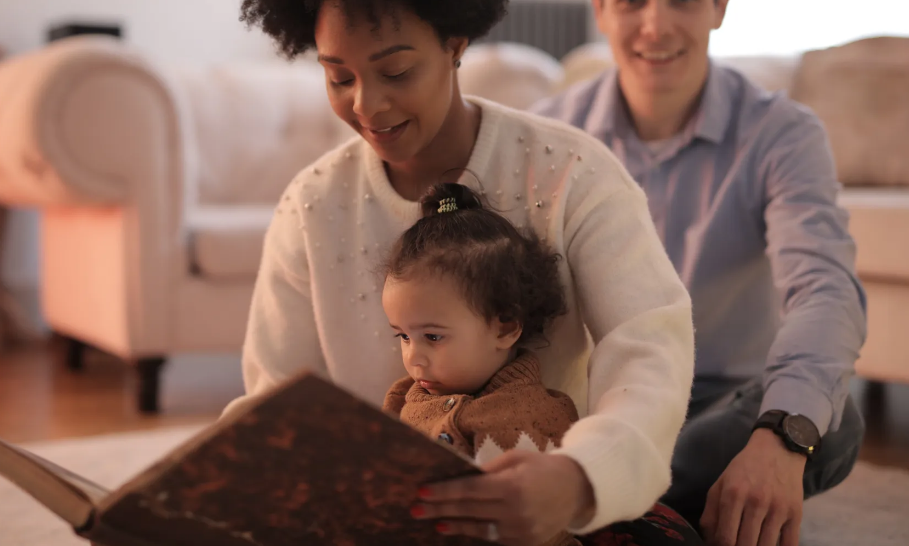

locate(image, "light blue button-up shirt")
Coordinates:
533 64 867 436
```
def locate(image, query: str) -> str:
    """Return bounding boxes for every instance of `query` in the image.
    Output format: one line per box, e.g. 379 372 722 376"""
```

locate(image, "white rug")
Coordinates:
1 425 908 545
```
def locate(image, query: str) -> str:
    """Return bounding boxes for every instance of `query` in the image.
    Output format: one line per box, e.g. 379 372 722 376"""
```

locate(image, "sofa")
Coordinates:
0 36 355 412
0 35 905 413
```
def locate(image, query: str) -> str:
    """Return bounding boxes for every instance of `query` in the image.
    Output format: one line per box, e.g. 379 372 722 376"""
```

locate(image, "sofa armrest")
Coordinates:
0 35 194 208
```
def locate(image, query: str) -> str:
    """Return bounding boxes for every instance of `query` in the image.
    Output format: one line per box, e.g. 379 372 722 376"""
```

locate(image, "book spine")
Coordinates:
79 517 171 546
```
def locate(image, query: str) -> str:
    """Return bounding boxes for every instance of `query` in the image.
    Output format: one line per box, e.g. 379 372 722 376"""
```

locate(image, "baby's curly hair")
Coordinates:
240 0 509 60
383 183 567 347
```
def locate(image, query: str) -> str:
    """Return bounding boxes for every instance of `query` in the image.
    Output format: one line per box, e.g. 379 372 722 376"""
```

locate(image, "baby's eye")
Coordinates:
425 334 442 342
395 333 410 342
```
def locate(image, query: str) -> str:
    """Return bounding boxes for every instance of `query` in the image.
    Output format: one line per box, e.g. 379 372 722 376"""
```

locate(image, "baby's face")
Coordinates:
382 273 517 395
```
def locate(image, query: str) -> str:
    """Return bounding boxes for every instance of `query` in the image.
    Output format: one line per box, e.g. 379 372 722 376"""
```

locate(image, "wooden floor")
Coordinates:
0 338 907 472
0 340 244 444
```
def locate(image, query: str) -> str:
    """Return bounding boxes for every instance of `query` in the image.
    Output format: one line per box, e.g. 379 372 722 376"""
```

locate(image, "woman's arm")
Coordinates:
554 160 695 533
221 174 328 419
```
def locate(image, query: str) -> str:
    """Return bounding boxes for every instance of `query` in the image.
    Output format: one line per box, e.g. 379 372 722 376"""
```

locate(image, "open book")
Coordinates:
0 371 490 545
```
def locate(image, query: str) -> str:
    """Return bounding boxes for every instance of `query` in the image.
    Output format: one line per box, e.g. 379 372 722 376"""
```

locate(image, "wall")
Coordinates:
711 0 909 56
0 0 277 63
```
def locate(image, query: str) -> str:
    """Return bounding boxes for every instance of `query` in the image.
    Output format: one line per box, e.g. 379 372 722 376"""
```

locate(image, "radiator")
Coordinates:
477 0 593 60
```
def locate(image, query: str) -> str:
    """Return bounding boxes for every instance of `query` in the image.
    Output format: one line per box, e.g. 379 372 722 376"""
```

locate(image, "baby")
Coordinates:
381 182 580 546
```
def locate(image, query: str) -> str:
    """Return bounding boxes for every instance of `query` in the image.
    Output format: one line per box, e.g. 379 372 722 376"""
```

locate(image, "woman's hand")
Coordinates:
411 450 596 545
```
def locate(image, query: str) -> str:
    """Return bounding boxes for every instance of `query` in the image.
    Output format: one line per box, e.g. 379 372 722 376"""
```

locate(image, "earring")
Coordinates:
455 59 462 68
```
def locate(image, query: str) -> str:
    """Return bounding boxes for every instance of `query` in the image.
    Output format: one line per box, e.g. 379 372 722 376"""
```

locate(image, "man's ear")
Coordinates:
591 0 610 40
713 0 730 30
495 318 523 350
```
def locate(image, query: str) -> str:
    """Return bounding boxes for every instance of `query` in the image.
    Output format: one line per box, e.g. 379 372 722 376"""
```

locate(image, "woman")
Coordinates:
225 0 697 544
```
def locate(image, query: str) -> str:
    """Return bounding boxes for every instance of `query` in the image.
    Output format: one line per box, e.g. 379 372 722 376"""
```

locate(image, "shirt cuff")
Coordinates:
759 379 834 437
551 418 671 535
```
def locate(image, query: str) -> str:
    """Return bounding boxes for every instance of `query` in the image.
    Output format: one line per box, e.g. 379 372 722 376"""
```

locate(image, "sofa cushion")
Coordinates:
717 55 801 93
790 37 909 188
558 42 615 91
839 187 909 282
175 61 355 206
460 43 564 111
188 206 273 280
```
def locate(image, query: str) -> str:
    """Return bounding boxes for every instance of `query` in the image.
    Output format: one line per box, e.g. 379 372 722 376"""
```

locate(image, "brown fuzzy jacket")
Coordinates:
383 351 581 546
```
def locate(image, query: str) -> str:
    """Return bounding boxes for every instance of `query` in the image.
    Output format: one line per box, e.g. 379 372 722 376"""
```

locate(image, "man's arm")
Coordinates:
701 105 868 546
760 105 867 436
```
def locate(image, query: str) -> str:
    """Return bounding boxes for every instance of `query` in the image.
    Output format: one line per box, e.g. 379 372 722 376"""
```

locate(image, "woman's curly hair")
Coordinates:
383 183 568 347
240 0 509 60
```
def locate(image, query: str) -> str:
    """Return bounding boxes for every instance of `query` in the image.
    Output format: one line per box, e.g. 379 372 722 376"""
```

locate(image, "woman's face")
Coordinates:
315 3 466 164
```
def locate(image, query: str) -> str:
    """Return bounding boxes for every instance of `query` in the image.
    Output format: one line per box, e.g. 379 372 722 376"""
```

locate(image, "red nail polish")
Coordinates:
436 522 450 534
410 505 425 518
418 487 432 499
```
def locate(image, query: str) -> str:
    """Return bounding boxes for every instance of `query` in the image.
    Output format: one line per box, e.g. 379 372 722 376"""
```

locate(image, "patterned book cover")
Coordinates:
81 372 490 546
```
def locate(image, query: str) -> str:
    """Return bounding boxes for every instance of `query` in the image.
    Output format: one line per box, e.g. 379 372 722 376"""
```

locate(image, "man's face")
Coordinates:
594 0 728 94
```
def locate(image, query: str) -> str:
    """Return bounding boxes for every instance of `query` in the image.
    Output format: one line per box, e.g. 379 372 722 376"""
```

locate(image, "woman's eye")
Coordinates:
425 334 442 342
395 333 410 342
386 69 410 81
330 78 354 87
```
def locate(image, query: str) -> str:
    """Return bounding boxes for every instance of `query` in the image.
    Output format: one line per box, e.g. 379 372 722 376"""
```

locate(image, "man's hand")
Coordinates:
700 428 806 546
410 450 595 545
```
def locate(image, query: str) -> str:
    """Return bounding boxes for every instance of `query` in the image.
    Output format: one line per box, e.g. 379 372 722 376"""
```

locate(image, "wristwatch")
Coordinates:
752 410 821 460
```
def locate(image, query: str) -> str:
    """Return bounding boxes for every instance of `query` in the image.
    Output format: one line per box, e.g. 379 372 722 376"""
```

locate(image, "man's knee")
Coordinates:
661 407 756 523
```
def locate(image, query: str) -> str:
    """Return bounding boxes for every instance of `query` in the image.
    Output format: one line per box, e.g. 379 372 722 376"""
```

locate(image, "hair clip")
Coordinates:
438 197 458 214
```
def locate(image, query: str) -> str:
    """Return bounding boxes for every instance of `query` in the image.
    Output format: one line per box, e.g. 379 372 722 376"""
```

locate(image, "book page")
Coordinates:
0 437 107 528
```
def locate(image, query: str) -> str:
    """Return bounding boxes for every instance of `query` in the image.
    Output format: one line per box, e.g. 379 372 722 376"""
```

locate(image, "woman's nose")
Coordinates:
352 81 390 120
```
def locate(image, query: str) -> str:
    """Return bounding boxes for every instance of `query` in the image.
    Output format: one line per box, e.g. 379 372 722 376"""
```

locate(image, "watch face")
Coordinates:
783 415 820 448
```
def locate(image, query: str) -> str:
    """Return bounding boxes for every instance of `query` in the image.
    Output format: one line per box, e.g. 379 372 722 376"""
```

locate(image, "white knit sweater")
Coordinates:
223 97 695 532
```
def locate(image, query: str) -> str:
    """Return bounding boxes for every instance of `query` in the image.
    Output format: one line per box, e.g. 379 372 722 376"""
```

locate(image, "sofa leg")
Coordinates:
135 357 167 414
52 333 87 372
863 380 887 420
66 338 88 372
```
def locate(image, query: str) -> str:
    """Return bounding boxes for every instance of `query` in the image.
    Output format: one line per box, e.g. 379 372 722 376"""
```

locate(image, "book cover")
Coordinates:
0 371 491 546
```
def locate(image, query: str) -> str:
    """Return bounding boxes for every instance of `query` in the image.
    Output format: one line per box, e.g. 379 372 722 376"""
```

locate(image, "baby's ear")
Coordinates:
495 318 523 349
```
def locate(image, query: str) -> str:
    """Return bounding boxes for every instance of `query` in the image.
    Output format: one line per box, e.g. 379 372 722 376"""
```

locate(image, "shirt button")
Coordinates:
443 398 456 411
438 432 453 444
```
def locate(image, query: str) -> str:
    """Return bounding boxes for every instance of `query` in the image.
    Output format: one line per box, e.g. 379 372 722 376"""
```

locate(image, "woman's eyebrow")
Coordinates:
318 44 415 65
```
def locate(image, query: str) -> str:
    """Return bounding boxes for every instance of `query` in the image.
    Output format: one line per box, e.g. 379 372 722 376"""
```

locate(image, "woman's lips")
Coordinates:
365 120 409 143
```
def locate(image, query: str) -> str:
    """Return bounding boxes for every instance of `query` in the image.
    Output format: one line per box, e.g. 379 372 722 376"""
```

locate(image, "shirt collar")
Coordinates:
583 69 623 143
689 62 733 144
587 61 732 146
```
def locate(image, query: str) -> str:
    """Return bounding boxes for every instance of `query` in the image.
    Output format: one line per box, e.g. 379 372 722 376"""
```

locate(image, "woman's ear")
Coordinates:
495 318 523 350
446 37 470 67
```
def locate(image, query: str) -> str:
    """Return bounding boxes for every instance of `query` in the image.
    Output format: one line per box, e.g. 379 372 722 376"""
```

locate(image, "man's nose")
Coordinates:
640 0 673 40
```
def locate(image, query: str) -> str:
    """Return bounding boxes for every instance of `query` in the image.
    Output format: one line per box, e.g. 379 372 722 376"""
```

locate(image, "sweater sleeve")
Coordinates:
220 174 328 419
551 163 695 533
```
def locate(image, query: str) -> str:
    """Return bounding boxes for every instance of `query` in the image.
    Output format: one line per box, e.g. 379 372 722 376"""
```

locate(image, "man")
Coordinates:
533 1 867 546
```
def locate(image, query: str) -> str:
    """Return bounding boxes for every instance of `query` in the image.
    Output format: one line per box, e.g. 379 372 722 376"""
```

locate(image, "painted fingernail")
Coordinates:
435 522 450 534
410 505 425 518
418 486 432 499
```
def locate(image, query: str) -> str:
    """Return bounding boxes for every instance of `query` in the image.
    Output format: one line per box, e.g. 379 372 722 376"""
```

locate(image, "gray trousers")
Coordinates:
660 377 865 528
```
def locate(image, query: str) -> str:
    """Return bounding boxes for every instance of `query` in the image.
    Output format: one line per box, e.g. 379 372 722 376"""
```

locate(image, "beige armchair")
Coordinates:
0 36 353 412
